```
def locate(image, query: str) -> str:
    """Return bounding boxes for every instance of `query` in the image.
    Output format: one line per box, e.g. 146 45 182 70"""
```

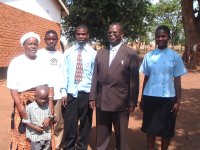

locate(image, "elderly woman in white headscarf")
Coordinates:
7 32 54 150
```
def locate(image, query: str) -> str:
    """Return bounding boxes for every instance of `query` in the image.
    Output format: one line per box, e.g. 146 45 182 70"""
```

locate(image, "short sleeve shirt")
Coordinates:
23 101 51 142
7 54 52 92
37 49 66 100
139 48 187 97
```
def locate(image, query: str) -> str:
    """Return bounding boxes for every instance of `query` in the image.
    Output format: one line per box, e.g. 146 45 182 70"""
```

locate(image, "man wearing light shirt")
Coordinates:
61 24 96 150
37 30 67 150
109 43 122 66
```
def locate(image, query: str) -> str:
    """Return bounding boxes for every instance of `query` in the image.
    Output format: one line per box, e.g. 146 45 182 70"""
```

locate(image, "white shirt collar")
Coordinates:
110 42 122 51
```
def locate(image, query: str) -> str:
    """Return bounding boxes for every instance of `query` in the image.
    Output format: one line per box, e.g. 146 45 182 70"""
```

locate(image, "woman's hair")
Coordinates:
155 25 171 38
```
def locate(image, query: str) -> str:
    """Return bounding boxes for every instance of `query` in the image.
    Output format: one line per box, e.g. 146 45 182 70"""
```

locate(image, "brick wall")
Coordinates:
0 3 61 67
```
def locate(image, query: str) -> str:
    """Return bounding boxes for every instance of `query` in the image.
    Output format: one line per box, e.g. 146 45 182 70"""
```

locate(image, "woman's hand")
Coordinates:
48 97 54 115
16 104 27 118
173 77 181 114
126 106 136 113
171 100 181 114
139 96 144 112
10 89 27 118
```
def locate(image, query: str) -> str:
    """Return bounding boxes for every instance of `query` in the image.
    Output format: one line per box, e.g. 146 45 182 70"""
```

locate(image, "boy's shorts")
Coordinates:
31 140 51 150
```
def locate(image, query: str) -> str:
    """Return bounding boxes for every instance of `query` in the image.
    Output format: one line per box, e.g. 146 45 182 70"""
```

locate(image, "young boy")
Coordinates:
23 85 54 150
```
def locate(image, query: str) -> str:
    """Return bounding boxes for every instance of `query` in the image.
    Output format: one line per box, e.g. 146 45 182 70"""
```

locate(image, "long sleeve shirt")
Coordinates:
62 43 96 98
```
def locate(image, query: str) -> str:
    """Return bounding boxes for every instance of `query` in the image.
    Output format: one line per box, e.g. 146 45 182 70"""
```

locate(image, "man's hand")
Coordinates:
89 101 96 110
126 106 136 113
62 96 68 108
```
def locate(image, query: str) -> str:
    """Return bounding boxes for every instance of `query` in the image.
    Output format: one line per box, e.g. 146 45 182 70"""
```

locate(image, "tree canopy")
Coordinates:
62 0 151 45
62 0 200 67
147 0 183 46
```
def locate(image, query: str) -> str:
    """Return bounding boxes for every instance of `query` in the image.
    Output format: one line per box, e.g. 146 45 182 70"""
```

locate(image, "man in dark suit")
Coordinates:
89 22 139 150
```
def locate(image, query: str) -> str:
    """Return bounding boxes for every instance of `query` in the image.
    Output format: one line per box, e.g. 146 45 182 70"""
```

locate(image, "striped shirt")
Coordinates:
23 101 51 142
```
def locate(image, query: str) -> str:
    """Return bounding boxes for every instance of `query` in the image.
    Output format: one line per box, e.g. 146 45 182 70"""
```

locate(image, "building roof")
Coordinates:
57 0 69 16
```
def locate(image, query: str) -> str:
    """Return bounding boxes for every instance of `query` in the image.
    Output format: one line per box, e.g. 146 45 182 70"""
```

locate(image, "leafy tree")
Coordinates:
62 0 151 45
147 0 183 47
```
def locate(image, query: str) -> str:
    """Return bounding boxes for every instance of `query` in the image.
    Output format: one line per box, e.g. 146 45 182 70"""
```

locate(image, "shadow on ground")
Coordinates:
88 126 146 150
88 88 200 150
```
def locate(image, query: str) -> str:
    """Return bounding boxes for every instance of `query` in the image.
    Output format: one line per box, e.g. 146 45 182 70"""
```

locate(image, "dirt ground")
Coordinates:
0 68 200 150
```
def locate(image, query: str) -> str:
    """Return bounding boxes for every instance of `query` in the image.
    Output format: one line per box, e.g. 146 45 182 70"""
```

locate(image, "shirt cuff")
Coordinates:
60 88 67 97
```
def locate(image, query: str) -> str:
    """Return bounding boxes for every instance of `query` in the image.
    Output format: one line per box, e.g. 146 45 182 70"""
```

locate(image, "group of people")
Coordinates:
7 22 186 150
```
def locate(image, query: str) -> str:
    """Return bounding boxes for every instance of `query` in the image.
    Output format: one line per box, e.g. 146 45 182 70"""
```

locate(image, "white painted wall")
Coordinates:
0 0 61 23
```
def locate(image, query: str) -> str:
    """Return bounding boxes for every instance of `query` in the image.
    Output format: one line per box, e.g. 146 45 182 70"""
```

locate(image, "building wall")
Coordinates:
0 3 61 67
0 0 62 23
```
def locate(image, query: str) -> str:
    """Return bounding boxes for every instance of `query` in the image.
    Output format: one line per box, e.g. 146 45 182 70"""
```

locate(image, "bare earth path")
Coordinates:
1 71 200 150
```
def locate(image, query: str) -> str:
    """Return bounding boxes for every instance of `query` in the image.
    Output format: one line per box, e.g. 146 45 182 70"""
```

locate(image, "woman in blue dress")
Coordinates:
140 25 187 150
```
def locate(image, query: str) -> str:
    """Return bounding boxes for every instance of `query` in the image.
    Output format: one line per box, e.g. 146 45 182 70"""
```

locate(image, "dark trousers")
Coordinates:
62 93 93 150
96 108 129 150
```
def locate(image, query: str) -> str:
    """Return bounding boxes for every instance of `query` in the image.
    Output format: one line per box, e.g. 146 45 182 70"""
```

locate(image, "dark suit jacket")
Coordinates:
89 44 139 112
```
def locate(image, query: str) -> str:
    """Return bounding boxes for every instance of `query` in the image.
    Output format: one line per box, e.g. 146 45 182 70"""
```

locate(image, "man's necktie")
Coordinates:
74 49 83 84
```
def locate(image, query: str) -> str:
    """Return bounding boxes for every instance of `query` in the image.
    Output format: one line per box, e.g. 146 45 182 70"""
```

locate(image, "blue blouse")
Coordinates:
140 48 187 98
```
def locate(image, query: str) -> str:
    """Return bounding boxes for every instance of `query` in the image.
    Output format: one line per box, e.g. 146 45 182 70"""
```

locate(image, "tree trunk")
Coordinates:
181 0 200 68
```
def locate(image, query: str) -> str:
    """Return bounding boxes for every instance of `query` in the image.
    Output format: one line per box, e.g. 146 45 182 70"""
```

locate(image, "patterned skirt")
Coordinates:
10 90 56 150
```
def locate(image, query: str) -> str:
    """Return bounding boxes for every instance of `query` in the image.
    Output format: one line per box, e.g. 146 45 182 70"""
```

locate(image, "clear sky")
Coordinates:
151 0 159 4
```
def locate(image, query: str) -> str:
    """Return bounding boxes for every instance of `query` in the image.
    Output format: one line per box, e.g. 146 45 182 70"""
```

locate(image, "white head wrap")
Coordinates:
20 32 40 46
